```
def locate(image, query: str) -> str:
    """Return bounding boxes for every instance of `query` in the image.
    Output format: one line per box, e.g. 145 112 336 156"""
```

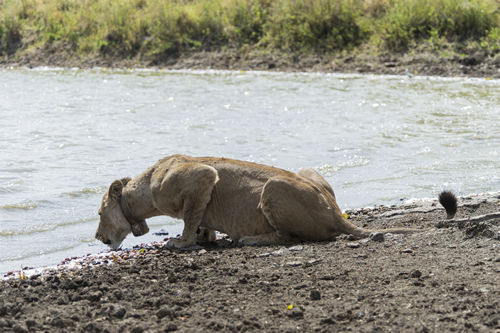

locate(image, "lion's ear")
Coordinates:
120 177 132 187
108 180 123 201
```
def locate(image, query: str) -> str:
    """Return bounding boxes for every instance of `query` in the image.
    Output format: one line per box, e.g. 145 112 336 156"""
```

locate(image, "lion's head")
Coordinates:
95 178 132 250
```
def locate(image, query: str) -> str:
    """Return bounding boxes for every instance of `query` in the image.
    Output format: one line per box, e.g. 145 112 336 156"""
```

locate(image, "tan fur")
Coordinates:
95 154 429 249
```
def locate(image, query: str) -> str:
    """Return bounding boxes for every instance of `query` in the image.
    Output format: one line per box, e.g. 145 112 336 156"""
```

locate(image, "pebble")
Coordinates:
310 289 321 300
12 324 28 333
401 249 413 254
156 306 174 320
286 261 302 267
369 232 385 242
411 270 422 278
87 291 103 302
25 320 39 329
112 306 127 319
354 254 368 259
286 307 304 318
346 242 360 248
165 323 178 332
306 259 322 266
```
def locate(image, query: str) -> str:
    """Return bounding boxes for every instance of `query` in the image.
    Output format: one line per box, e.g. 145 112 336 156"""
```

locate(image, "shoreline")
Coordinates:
2 47 500 80
1 192 500 332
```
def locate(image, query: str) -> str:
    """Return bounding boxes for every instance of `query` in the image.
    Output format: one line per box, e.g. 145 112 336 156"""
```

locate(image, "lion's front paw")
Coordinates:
166 238 202 250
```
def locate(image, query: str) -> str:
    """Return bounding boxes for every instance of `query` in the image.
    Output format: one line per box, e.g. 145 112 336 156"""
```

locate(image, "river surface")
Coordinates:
1 68 499 274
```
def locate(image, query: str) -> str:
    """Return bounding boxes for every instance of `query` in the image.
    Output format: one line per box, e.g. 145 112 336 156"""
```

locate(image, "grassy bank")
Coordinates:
1 0 499 69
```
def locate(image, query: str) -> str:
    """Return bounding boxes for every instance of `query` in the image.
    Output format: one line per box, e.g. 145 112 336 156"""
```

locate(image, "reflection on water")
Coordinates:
1 68 499 273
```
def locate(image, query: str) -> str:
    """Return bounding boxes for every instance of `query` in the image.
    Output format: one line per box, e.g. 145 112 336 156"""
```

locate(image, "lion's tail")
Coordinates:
439 190 458 219
338 222 430 238
337 191 459 238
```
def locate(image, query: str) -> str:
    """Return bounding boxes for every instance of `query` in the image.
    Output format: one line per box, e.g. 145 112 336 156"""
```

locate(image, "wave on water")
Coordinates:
316 155 370 177
66 186 107 197
0 217 97 236
2 200 37 210
0 242 86 263
0 180 24 194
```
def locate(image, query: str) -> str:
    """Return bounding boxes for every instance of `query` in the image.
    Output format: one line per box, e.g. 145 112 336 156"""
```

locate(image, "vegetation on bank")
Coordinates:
0 0 499 61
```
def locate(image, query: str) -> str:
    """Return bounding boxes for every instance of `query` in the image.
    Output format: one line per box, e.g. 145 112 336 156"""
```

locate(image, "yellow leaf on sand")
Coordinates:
343 213 348 218
287 304 293 310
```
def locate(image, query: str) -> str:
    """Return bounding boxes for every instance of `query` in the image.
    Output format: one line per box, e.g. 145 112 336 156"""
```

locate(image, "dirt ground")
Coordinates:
1 192 500 332
2 45 500 79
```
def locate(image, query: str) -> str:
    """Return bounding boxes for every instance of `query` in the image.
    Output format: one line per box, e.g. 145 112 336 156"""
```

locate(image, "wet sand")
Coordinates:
1 192 500 332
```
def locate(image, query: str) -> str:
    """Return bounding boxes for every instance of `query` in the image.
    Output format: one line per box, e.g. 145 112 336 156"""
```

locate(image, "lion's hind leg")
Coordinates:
239 231 298 246
240 175 337 246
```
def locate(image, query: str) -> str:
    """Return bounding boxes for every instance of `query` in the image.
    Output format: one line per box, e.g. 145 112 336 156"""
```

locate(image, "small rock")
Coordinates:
0 306 7 316
168 274 178 283
131 326 145 333
111 290 122 300
286 308 304 318
112 306 127 319
401 249 413 254
286 261 302 267
346 242 360 248
411 270 422 278
370 232 385 242
320 317 336 325
56 295 69 305
156 306 174 320
354 254 368 259
13 324 28 333
346 234 357 241
165 323 178 331
26 319 38 330
66 282 79 290
87 291 103 302
310 289 321 300
289 245 303 251
306 259 322 266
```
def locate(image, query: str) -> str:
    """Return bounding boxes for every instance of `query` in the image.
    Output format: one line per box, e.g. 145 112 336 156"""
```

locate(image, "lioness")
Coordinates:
96 154 431 250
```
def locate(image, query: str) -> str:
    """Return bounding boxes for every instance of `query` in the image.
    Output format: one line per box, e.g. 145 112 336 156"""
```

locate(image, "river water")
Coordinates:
1 67 499 274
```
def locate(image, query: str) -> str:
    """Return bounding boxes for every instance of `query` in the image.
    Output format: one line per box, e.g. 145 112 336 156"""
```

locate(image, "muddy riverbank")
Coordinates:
3 46 500 79
1 192 500 332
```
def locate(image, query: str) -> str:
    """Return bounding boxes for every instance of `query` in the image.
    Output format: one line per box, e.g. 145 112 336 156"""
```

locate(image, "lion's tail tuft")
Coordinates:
439 190 458 219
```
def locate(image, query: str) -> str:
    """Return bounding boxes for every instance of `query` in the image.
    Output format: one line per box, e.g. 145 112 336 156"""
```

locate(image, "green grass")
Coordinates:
0 0 499 59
